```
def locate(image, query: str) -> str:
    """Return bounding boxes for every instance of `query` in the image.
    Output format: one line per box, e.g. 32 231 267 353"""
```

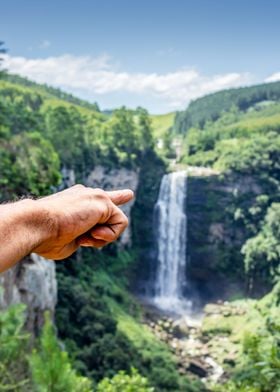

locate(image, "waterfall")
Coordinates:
153 171 190 313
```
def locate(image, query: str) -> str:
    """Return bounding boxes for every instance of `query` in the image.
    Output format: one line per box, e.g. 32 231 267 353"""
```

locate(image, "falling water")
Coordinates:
154 171 190 313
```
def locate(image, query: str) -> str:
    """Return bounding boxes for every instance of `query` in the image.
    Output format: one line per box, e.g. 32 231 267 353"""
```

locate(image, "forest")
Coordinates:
0 39 280 392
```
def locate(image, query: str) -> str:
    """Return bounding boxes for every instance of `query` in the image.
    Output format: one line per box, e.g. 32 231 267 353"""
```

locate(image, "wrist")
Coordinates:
0 199 47 270
24 199 58 252
15 199 46 252
5 198 56 253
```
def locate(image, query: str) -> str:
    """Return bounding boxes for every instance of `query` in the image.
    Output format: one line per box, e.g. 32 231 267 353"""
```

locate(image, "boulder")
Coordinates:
188 359 208 378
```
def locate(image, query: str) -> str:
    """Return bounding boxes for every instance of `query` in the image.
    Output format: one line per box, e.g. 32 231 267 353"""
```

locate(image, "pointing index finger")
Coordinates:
106 189 134 206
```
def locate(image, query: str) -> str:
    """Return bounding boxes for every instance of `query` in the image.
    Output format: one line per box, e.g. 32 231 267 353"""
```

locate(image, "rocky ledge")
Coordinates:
0 254 57 336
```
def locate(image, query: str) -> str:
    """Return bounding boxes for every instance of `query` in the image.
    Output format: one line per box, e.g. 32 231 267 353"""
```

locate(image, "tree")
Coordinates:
29 313 92 392
0 132 61 199
44 106 85 168
242 203 280 283
138 111 154 151
102 108 139 166
0 304 30 390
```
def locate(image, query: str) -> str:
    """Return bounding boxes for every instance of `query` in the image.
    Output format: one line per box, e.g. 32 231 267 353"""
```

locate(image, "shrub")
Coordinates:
97 368 154 392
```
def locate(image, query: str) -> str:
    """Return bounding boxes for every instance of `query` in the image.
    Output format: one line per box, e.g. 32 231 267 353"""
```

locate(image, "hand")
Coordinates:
31 185 134 260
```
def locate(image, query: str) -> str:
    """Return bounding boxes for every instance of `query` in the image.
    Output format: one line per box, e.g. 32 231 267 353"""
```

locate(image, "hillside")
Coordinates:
174 80 280 133
0 76 157 198
150 112 175 138
4 73 101 112
180 99 280 170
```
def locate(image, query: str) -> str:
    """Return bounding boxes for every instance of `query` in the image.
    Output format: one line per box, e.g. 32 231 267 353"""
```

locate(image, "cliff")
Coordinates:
186 170 263 306
0 254 57 335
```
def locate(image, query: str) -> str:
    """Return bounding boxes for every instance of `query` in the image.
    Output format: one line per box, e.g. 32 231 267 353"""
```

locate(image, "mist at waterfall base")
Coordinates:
152 171 194 316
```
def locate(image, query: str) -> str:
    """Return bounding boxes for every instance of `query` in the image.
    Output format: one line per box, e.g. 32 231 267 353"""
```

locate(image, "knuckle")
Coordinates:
91 189 112 221
94 188 107 197
73 184 85 190
92 188 110 203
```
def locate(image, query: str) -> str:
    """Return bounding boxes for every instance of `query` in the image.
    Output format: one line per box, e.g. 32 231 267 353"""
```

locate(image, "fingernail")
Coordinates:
123 189 134 198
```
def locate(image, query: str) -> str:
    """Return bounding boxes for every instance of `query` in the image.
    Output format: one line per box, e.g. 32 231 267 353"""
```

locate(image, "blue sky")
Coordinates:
1 0 280 113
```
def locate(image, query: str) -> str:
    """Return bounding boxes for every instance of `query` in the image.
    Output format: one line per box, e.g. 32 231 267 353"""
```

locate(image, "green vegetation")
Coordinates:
96 368 153 392
4 74 101 112
0 77 155 199
0 304 158 392
55 249 202 391
174 81 280 132
150 112 175 138
0 304 30 391
205 283 280 392
29 313 92 392
242 203 280 285
0 303 92 391
149 112 177 159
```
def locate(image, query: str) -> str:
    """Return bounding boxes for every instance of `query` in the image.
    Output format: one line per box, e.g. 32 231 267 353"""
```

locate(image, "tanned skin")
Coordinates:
0 185 134 273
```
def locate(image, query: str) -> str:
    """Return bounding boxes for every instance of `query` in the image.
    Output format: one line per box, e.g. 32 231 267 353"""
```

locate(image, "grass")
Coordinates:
150 112 175 138
91 267 174 355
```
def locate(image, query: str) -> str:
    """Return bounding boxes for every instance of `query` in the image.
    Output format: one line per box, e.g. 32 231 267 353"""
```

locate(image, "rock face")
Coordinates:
59 167 76 189
86 165 139 246
0 254 57 336
186 172 263 305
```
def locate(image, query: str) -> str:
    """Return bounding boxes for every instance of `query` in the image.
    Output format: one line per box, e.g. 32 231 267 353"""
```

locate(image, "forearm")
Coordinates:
0 186 132 272
0 199 44 273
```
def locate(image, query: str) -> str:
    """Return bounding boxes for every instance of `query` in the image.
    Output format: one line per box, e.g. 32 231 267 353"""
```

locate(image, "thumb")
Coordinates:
106 189 134 206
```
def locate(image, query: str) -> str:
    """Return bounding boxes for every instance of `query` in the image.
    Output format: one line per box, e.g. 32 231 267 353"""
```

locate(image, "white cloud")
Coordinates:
3 53 251 110
265 72 280 83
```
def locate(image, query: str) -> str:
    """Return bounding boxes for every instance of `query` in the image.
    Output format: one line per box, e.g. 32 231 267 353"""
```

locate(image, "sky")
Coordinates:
1 0 280 113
